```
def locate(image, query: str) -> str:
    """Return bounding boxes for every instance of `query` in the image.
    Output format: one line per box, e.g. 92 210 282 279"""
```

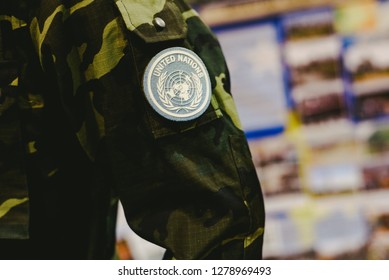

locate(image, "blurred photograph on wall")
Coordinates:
249 134 301 196
282 9 346 125
343 35 389 120
367 212 389 259
263 210 315 259
313 205 369 259
215 22 288 133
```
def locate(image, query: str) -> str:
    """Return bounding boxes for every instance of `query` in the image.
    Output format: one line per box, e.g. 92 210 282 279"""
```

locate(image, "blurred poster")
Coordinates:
360 122 389 190
301 120 365 194
367 212 389 259
376 0 389 33
249 134 301 196
363 157 389 190
334 0 377 35
314 205 369 259
215 23 287 132
263 210 315 259
343 35 389 120
282 9 346 125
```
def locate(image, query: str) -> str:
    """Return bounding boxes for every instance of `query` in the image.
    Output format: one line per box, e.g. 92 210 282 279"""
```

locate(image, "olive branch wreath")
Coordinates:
157 71 203 113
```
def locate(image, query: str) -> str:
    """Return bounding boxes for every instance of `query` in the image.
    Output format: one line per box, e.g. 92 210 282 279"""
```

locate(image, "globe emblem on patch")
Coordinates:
143 47 212 121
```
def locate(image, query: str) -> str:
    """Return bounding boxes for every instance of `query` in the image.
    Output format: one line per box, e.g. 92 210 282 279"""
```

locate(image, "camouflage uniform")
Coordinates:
0 0 265 259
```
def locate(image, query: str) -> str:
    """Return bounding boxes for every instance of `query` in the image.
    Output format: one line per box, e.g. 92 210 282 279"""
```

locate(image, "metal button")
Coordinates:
153 17 166 30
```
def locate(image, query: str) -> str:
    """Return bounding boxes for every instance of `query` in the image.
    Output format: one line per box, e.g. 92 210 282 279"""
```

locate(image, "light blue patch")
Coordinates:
143 47 212 121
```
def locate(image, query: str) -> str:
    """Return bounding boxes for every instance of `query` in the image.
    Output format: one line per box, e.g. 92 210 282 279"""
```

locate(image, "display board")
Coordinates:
206 0 389 259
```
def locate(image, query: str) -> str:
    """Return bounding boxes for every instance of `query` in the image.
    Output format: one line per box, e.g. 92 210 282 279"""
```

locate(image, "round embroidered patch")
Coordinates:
143 47 212 121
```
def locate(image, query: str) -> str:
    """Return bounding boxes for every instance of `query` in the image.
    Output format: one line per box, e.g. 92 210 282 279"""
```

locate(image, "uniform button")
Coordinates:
153 17 166 30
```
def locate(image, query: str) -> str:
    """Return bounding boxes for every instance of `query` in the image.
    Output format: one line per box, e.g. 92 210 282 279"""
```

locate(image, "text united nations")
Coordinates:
152 54 205 78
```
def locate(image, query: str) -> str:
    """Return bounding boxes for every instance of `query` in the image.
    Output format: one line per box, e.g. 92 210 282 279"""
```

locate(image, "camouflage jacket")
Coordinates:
0 0 265 259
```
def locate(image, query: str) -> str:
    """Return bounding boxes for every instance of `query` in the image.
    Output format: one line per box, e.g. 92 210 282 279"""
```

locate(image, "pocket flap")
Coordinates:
115 0 187 43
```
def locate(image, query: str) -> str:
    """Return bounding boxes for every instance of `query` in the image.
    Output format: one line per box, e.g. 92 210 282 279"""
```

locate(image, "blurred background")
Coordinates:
117 0 389 260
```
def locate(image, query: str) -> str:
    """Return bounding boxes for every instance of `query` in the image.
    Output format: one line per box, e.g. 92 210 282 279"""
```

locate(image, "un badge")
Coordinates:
143 47 212 121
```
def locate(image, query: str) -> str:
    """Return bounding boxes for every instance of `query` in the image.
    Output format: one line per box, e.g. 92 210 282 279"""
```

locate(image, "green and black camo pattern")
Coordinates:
0 0 265 259
0 10 29 240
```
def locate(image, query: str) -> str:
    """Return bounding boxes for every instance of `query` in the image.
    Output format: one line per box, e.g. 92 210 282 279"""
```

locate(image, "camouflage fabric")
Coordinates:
0 12 29 240
0 0 265 259
0 1 116 259
0 88 30 240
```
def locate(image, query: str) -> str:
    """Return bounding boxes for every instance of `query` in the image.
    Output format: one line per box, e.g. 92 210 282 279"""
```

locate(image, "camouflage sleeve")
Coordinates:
108 0 265 259
0 7 30 239
24 0 265 259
